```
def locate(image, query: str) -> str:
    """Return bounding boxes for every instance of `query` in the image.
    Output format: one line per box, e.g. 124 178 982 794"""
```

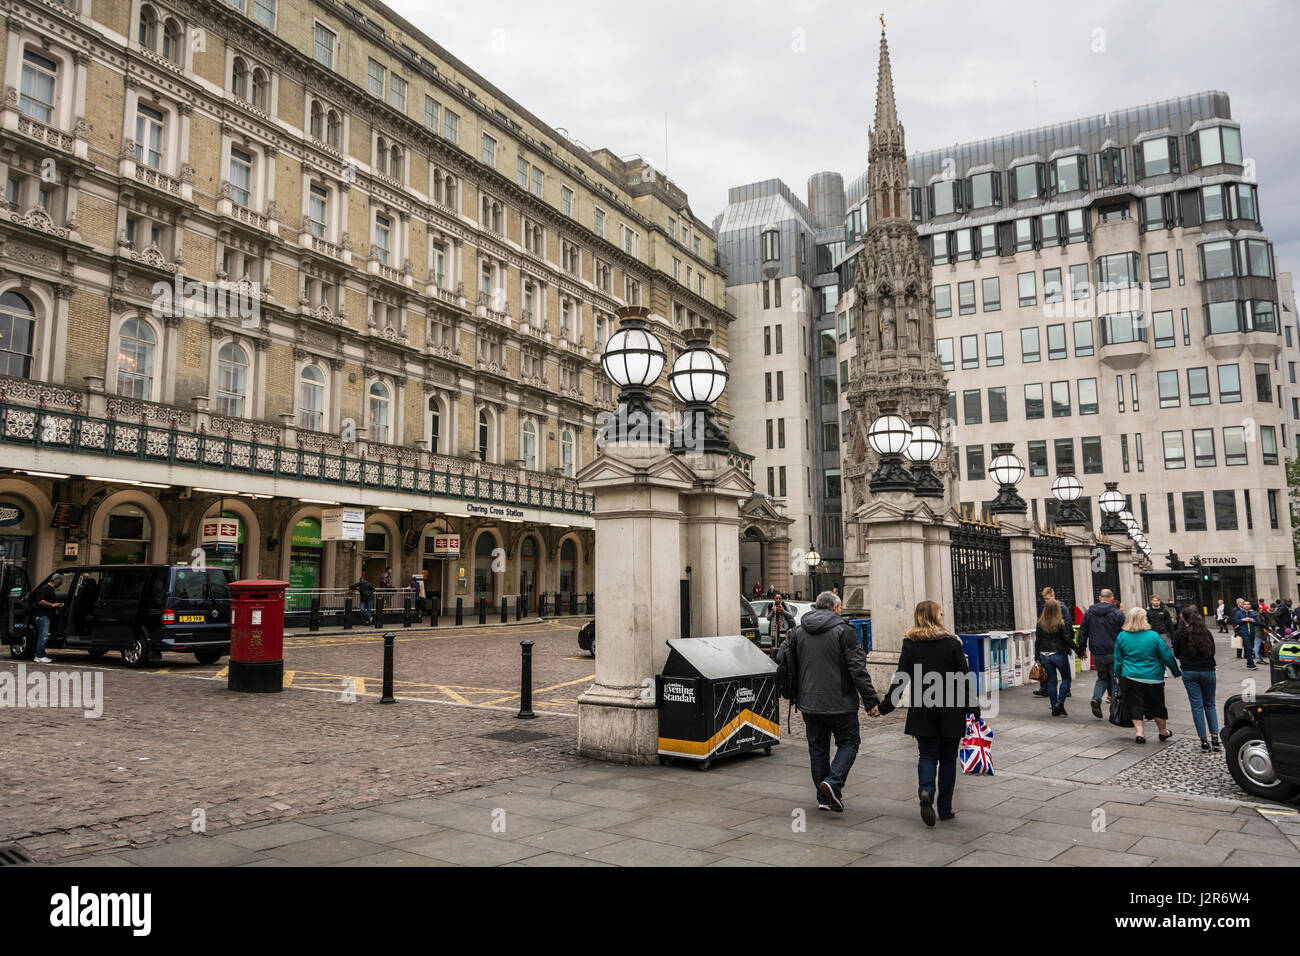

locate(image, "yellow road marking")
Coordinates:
533 674 597 694
351 676 365 695
213 666 228 680
282 670 296 687
1258 808 1297 816
436 685 471 704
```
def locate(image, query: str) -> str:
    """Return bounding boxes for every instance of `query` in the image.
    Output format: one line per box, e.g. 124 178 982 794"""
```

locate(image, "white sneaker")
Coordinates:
34 656 53 664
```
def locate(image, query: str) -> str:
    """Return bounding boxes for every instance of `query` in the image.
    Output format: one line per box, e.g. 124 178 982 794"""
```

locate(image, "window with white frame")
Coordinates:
228 146 253 207
531 167 543 198
307 183 328 238
482 133 497 167
117 318 156 399
299 364 325 431
374 214 391 265
366 59 385 98
424 95 438 131
216 342 249 417
594 207 605 238
19 50 57 124
430 242 446 288
313 22 336 69
560 429 575 477
516 156 528 188
521 420 537 471
253 0 276 28
368 381 391 444
443 109 458 143
134 104 165 170
389 73 406 112
561 185 574 217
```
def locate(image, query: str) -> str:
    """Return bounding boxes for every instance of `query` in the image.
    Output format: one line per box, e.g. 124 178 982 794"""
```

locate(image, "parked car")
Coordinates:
8 564 235 667
748 599 814 645
576 597 761 657
1221 662 1300 801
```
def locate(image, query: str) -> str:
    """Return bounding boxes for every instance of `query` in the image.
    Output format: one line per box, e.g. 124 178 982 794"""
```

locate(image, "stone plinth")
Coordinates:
682 454 753 639
998 514 1039 631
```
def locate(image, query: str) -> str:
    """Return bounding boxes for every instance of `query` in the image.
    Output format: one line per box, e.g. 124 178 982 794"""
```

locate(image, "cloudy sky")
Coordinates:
387 0 1300 272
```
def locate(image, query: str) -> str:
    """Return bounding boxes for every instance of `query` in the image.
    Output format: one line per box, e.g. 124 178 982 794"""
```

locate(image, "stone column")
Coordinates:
1064 528 1096 608
923 515 956 632
860 494 933 690
764 535 791 594
681 454 753 638
1117 547 1139 608
575 445 695 764
999 514 1039 632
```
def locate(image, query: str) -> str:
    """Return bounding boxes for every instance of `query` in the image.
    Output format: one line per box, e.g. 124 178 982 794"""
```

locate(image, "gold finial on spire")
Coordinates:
880 12 886 33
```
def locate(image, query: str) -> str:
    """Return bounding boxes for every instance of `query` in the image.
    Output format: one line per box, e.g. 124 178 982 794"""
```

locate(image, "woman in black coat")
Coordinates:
874 601 980 827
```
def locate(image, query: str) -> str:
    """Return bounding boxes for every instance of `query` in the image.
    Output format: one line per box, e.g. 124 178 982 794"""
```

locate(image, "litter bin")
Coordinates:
656 635 779 771
1271 640 1300 685
959 634 988 696
228 579 287 693
987 633 1012 689
848 618 872 651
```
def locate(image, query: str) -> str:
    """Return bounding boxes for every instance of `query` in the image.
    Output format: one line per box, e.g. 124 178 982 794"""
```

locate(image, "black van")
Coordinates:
7 565 234 667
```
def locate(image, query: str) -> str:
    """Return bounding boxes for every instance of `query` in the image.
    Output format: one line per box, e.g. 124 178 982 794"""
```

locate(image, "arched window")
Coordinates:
251 69 268 110
231 58 248 99
521 420 537 471
368 381 391 445
376 136 388 175
298 364 325 432
162 18 183 63
477 408 490 462
390 145 402 181
428 395 442 455
116 318 156 399
0 292 36 378
326 110 341 148
444 176 457 209
559 538 576 596
309 100 323 139
560 429 575 478
215 343 249 417
138 5 158 49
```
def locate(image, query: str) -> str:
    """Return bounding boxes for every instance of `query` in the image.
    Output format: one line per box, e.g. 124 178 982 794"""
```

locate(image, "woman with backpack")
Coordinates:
1034 599 1076 717
1172 605 1220 753
872 601 979 827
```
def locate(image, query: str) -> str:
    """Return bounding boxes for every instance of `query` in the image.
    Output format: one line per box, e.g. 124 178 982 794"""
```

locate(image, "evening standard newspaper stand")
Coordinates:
655 635 780 771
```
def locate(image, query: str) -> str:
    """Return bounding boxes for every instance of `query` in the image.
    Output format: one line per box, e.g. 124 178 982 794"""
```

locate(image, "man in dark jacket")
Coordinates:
1078 589 1125 719
786 591 879 812
349 576 375 624
1146 595 1174 647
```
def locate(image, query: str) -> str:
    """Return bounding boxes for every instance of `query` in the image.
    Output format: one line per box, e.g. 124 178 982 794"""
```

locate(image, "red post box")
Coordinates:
228 579 288 693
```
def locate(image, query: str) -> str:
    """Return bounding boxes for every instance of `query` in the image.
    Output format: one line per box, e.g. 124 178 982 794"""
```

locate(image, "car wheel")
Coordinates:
194 650 222 665
1226 726 1300 801
9 628 33 660
121 633 151 669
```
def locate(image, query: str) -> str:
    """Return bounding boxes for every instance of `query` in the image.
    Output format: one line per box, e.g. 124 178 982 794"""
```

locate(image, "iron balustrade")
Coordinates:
1033 533 1076 616
0 401 594 516
951 519 1015 633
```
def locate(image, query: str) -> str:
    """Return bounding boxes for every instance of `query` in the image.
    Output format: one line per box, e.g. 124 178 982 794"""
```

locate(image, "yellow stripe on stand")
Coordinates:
657 709 779 757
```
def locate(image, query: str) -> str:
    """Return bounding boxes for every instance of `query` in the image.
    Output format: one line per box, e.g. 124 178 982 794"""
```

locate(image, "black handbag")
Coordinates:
1108 686 1132 727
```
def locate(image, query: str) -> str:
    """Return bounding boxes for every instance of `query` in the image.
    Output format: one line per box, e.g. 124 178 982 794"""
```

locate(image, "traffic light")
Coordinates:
1190 555 1207 581
1166 550 1179 570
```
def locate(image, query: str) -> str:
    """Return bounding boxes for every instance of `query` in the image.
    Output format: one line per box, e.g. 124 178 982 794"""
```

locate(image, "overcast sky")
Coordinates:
387 0 1300 273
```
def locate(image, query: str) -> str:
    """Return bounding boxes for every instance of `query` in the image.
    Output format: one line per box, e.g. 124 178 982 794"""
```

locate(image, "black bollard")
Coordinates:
501 597 508 624
455 596 463 626
539 592 547 619
379 631 396 704
516 595 523 621
429 595 439 628
587 592 594 615
309 597 321 632
343 596 354 630
478 597 487 625
374 596 385 629
403 597 412 628
517 640 536 719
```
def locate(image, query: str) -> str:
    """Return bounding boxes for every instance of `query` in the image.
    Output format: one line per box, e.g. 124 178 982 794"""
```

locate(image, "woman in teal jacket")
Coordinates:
1114 606 1182 744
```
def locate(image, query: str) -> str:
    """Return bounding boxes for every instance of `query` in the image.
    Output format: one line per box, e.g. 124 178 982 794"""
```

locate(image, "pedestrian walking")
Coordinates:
1172 606 1221 753
1114 607 1182 744
29 572 64 663
410 574 426 615
380 567 394 590
1033 586 1056 698
873 600 979 827
349 575 375 624
1034 599 1076 717
1215 599 1228 635
1233 598 1261 670
1078 588 1126 719
1146 594 1174 648
767 593 795 650
782 591 880 812
1277 599 1294 636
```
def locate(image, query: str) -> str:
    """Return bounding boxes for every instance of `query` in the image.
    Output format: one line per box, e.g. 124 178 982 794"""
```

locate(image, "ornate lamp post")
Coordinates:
988 443 1027 515
667 327 729 455
867 401 914 492
805 545 822 598
1050 468 1087 526
903 414 944 498
1098 482 1128 535
599 308 666 445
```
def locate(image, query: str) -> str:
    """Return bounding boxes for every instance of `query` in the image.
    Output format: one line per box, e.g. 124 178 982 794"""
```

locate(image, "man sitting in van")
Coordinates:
31 572 65 664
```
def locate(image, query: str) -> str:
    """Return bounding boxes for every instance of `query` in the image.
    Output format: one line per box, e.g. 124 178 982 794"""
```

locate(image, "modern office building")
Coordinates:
0 0 733 607
720 46 1295 605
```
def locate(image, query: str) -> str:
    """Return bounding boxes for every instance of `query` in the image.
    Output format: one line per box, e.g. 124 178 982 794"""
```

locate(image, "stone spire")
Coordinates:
872 29 899 135
867 28 908 224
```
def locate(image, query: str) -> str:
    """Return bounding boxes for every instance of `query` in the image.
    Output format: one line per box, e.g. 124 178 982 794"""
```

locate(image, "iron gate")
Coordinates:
1033 533 1075 616
1091 547 1120 604
951 519 1014 633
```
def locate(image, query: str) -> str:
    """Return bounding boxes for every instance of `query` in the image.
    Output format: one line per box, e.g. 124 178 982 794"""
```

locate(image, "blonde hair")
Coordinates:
1122 607 1150 632
906 600 947 641
1038 599 1064 632
1041 586 1055 601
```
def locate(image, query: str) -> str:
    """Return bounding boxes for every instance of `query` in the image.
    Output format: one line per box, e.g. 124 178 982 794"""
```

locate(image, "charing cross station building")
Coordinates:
0 0 743 607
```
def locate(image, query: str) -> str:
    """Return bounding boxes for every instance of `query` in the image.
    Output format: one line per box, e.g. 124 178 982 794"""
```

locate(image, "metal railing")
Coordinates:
281 588 594 629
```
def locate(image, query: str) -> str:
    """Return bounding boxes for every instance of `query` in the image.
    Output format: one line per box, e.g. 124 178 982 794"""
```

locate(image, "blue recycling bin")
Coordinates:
987 634 1012 689
959 634 987 696
848 618 872 651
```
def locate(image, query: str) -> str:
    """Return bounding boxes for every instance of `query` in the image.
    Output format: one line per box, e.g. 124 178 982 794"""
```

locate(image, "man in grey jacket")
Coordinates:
786 591 879 812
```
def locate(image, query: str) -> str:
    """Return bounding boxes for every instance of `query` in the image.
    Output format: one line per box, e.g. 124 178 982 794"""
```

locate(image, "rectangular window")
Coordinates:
778 419 786 449
988 387 1008 423
1183 492 1208 532
963 389 982 425
1217 364 1242 403
1153 310 1175 349
937 338 954 372
1223 426 1247 465
1187 367 1210 406
776 371 784 401
307 183 327 238
1192 428 1216 467
982 276 1000 311
253 0 276 28
1069 263 1090 300
960 335 978 370
985 331 1004 367
424 96 438 131
479 133 497 167
1043 267 1063 304
1047 324 1067 361
367 59 386 98
764 372 772 402
1167 492 1177 533
134 104 165 170
1024 383 1044 420
1255 362 1272 403
228 147 253 207
1131 374 1140 412
934 285 951 319
1157 370 1180 408
947 391 957 424
958 281 975 315
1261 425 1278 465
1149 252 1170 289
839 359 848 391
1027 440 1048 477
1101 312 1146 346
1050 380 1070 417
1064 209 1088 243
1121 433 1130 472
1081 436 1103 474
1135 432 1144 471
1073 320 1094 357
1021 327 1040 362
443 109 459 143
314 23 337 68
389 74 406 111
1162 431 1186 469
1017 272 1036 307
1053 438 1074 474
966 445 985 481
1096 252 1141 288
775 325 784 354
1269 490 1280 529
1078 377 1098 415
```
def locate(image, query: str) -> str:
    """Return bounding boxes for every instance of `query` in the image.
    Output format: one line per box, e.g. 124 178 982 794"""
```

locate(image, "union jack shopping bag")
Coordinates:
959 714 994 776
